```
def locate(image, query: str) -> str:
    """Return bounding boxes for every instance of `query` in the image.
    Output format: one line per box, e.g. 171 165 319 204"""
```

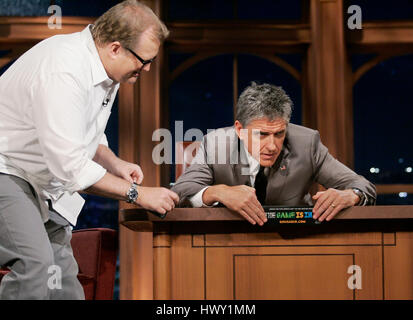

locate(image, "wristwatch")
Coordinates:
126 182 139 203
352 188 366 206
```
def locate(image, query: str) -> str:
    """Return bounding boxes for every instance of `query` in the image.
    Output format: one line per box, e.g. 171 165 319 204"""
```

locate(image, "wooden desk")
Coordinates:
119 206 413 300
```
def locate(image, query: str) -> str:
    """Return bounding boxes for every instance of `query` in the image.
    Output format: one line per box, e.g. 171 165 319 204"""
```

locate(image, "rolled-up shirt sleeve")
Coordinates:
31 72 106 192
99 133 109 148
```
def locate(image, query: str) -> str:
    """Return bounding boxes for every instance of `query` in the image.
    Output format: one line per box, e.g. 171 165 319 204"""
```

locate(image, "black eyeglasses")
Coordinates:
127 48 156 72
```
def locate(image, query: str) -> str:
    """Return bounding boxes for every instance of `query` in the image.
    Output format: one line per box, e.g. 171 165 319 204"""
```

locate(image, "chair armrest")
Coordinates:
71 228 117 300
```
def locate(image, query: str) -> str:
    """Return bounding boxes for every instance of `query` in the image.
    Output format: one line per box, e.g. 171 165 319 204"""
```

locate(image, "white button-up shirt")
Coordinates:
0 25 119 225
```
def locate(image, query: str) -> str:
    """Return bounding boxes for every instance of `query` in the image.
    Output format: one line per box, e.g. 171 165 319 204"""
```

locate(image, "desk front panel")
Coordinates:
152 230 412 300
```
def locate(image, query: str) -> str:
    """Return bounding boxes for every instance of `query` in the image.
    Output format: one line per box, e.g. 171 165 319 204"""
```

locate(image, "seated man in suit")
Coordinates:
171 82 376 225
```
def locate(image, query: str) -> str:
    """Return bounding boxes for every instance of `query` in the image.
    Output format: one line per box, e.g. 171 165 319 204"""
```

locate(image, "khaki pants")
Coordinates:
0 173 84 300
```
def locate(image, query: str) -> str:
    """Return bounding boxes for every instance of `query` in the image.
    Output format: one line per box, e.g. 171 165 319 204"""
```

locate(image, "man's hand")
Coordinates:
110 158 144 184
203 185 267 226
136 186 180 215
93 145 144 184
312 188 360 222
84 172 179 215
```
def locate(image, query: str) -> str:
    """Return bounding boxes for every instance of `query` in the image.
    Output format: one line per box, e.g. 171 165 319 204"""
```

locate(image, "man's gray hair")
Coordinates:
235 82 293 126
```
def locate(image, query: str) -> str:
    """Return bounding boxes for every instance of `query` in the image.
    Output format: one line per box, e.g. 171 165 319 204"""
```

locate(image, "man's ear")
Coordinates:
107 41 122 59
234 120 243 139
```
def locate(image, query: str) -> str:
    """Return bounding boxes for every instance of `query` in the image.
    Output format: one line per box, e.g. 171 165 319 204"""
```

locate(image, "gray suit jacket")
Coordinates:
172 124 376 207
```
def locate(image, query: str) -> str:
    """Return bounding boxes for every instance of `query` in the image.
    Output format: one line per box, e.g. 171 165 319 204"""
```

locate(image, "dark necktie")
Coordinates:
254 166 268 205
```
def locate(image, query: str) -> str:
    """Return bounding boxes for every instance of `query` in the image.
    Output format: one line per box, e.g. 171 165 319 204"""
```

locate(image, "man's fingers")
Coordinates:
120 169 142 184
137 187 178 214
246 201 267 225
131 168 144 184
312 193 326 214
313 192 332 218
159 189 179 210
135 174 143 184
312 191 323 200
312 188 359 222
239 208 257 225
243 203 265 226
162 200 174 212
317 202 335 222
253 198 266 216
135 166 144 184
168 190 180 204
163 197 175 211
246 191 266 216
156 207 167 214
123 173 134 183
318 201 342 222
242 185 257 193
315 192 342 221
325 204 343 221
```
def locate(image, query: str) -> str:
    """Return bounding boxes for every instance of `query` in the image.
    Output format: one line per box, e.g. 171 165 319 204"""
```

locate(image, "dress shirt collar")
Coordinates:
81 25 113 87
241 141 260 177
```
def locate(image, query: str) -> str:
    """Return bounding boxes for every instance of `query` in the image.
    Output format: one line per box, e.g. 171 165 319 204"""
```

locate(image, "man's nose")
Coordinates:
143 63 151 72
265 136 277 152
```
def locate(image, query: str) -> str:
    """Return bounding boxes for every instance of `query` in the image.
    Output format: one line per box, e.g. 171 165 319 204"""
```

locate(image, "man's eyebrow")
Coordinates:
259 129 286 134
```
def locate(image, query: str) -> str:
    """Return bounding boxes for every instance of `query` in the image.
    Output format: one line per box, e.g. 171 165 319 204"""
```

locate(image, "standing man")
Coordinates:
0 0 178 299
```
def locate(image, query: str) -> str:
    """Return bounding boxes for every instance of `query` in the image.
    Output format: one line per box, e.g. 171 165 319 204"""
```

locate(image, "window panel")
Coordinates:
169 54 234 135
351 53 376 72
237 0 302 20
353 54 413 185
345 0 413 20
168 54 234 181
55 0 118 17
167 0 303 21
376 194 413 205
167 0 234 20
277 53 303 73
0 0 50 16
169 52 195 72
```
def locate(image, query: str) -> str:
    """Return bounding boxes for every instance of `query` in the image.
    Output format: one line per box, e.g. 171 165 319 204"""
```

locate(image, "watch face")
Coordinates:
126 183 139 203
129 189 138 199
